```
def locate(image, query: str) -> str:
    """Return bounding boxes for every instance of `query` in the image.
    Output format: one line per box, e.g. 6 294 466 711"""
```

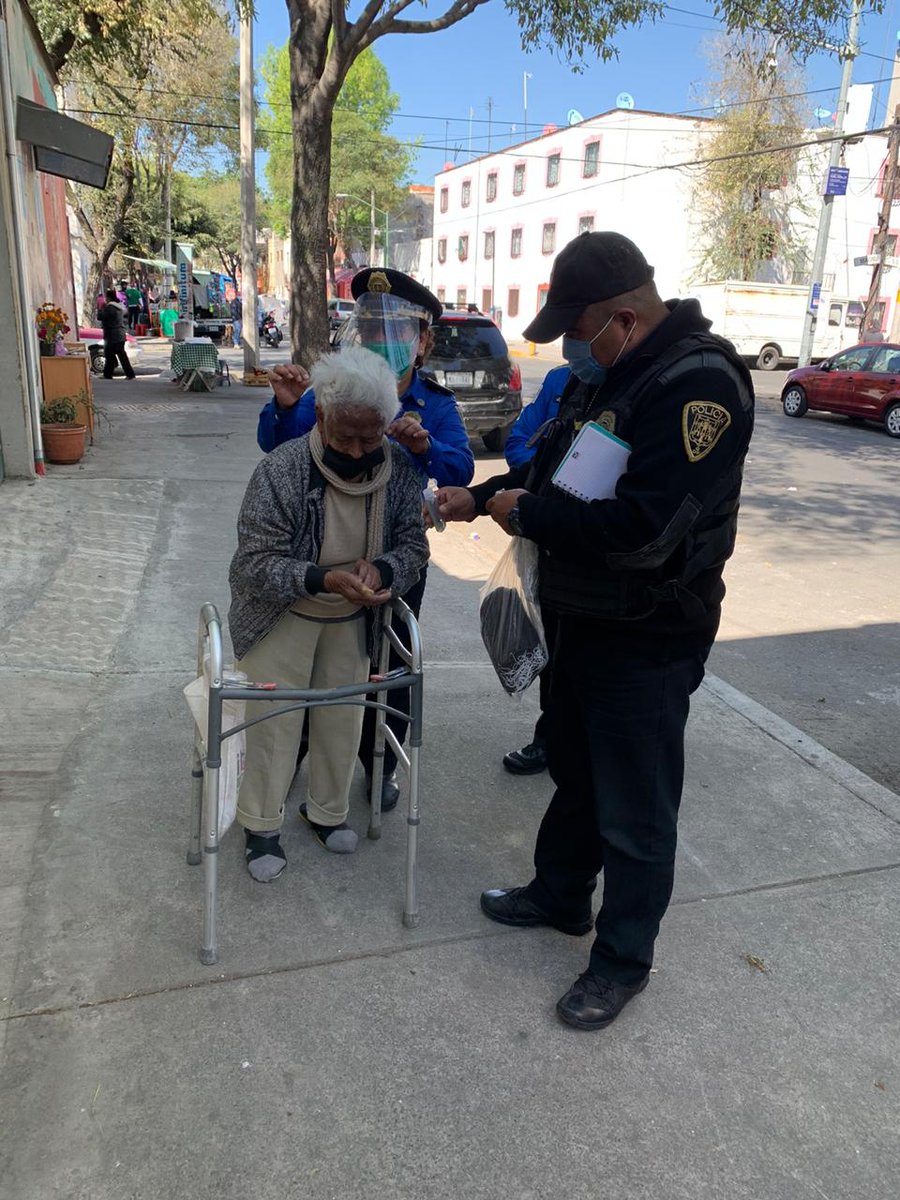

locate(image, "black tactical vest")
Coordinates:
526 333 754 623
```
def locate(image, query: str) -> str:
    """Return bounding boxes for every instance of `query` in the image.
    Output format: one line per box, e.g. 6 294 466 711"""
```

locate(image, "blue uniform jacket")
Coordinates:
504 366 571 468
257 367 474 487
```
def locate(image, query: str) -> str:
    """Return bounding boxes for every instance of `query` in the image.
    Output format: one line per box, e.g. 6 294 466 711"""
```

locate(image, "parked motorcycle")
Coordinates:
260 311 283 348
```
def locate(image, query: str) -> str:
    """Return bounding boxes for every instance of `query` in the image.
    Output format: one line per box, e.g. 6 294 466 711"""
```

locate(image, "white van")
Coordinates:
327 298 355 332
690 281 868 370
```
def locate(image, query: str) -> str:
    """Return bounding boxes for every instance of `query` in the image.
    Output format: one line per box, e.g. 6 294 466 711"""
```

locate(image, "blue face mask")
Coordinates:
562 312 634 385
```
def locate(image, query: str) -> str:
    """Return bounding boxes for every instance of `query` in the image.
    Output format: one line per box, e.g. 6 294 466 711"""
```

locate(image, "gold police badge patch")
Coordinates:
681 401 731 462
367 271 392 294
596 410 616 433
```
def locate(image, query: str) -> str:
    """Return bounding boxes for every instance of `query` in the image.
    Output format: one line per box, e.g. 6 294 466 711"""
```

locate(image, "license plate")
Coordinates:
445 371 473 387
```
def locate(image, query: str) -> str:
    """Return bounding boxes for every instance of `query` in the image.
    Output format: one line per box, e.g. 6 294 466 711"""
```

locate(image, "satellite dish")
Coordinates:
813 107 832 122
616 92 635 110
543 123 558 134
567 109 585 126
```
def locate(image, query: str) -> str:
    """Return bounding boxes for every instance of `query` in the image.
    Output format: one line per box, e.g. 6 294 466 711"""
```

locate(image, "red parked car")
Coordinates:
781 342 900 438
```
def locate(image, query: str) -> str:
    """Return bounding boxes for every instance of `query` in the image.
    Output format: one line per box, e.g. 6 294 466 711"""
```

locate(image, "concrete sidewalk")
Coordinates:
1 372 898 1199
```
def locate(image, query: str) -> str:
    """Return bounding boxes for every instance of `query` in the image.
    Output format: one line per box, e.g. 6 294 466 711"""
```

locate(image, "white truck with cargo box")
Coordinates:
690 281 865 370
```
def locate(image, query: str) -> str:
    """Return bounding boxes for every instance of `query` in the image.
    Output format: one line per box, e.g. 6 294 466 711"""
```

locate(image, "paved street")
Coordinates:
0 353 898 1199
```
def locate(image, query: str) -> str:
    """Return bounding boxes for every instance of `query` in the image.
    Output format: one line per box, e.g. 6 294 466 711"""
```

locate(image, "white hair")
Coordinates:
310 346 398 428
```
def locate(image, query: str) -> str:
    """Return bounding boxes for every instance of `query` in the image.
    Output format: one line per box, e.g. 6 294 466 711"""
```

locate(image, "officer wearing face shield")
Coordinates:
435 232 754 1032
256 269 473 812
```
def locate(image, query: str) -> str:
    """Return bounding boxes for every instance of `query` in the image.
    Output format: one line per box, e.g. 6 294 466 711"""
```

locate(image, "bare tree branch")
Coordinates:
364 0 488 45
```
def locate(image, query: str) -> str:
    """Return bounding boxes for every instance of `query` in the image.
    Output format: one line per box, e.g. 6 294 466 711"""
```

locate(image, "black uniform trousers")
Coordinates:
358 567 428 777
531 608 558 747
527 615 708 985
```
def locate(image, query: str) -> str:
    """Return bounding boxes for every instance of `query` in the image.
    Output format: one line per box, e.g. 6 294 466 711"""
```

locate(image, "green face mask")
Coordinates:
362 341 413 379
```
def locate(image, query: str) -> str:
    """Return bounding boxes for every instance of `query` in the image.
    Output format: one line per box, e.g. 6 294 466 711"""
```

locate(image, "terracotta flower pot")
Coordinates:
41 423 86 465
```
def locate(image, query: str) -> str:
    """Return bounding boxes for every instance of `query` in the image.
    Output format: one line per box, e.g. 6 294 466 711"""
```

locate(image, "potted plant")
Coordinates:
40 395 88 464
34 303 71 357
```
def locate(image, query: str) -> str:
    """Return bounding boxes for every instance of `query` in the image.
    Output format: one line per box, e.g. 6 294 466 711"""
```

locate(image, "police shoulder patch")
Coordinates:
681 401 731 462
596 410 616 433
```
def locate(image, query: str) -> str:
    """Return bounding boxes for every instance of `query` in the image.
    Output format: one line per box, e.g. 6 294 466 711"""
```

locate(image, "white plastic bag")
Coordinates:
479 538 548 695
183 669 247 838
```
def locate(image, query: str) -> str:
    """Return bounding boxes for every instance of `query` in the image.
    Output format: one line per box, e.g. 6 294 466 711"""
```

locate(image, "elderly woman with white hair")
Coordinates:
228 346 429 880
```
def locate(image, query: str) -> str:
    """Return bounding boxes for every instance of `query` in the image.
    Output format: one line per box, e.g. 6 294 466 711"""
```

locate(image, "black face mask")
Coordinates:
322 443 385 479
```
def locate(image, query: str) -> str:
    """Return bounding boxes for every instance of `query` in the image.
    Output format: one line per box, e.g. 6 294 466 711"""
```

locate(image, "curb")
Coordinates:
703 673 900 825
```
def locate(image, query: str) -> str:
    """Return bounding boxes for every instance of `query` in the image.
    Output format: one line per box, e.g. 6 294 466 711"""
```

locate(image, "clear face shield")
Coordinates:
336 292 429 380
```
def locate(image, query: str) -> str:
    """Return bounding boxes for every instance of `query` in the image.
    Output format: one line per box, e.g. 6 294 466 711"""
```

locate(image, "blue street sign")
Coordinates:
808 282 822 314
824 166 850 196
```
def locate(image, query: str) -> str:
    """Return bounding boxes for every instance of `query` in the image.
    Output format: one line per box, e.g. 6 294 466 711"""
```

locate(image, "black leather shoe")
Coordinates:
366 772 399 812
502 741 547 775
479 886 593 936
556 971 649 1031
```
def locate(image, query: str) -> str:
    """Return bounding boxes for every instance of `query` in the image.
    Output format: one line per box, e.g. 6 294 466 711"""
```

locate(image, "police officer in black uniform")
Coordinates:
435 232 754 1031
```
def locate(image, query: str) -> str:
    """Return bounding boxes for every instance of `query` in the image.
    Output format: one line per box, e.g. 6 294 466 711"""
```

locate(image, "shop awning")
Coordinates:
123 255 177 270
15 98 113 189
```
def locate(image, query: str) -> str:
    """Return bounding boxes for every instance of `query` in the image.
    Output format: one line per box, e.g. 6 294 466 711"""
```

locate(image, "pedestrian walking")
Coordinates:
230 294 243 348
99 289 136 380
125 281 141 329
435 232 754 1031
257 269 473 811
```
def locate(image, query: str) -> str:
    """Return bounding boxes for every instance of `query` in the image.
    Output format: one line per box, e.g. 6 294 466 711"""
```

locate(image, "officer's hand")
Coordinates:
486 488 528 535
435 486 476 523
269 363 310 410
324 568 391 607
388 414 430 456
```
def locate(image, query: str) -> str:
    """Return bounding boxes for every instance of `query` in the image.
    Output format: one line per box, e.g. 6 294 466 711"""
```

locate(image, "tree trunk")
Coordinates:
289 89 332 364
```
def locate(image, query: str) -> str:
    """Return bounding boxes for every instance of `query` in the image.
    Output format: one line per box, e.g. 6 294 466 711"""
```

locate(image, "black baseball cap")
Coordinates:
522 232 655 342
351 268 443 323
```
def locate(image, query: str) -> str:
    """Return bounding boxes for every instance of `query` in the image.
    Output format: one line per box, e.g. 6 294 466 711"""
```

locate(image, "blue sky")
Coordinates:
253 0 900 184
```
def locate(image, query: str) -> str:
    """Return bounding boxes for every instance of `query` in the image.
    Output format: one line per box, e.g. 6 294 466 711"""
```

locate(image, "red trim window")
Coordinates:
542 221 556 255
578 213 595 235
512 161 526 196
508 287 520 318
486 171 498 202
482 288 492 312
536 283 550 313
436 287 446 303
461 178 472 208
510 226 523 258
437 237 447 264
546 151 561 187
456 287 467 307
458 234 469 261
439 187 449 213
866 227 900 257
484 230 495 259
583 139 600 178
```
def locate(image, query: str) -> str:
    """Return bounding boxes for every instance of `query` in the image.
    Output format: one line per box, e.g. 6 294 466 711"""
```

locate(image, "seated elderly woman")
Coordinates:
228 345 429 881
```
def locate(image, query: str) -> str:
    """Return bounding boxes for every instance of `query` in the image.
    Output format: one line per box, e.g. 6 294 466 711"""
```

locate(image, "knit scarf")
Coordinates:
309 424 392 563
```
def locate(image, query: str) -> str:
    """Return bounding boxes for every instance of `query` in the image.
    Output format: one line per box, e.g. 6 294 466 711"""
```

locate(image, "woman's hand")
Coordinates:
269 363 310 410
324 567 391 607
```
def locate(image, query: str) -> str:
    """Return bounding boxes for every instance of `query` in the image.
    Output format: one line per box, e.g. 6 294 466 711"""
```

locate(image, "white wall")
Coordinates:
431 110 715 343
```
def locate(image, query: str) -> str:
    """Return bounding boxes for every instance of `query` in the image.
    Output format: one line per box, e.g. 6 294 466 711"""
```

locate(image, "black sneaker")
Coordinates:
479 886 593 936
298 803 358 854
366 771 400 812
556 971 650 1031
502 741 547 775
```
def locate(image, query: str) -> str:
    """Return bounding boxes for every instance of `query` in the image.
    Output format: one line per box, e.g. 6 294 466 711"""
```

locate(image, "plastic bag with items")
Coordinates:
183 664 247 838
479 538 548 695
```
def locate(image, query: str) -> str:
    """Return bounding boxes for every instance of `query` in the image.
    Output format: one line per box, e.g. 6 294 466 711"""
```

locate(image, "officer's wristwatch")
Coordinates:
507 503 525 537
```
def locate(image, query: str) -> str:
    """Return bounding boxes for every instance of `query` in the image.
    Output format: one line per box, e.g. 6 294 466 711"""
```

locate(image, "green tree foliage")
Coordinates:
694 34 812 282
262 40 413 286
277 0 868 364
175 172 265 283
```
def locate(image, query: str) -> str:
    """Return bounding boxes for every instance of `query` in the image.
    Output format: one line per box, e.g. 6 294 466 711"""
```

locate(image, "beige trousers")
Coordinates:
235 610 369 831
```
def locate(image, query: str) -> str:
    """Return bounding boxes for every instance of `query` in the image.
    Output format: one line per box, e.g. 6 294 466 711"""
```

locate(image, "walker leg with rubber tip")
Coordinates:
187 742 203 866
367 618 392 841
200 764 220 965
403 742 420 928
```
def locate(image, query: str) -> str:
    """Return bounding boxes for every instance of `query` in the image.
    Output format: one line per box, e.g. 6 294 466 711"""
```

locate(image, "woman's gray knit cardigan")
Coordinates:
229 435 429 661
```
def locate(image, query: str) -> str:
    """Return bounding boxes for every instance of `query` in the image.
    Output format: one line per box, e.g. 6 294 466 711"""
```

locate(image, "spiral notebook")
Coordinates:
551 420 631 502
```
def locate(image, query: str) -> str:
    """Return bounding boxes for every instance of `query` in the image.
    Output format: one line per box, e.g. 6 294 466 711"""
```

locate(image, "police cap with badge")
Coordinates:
351 268 443 325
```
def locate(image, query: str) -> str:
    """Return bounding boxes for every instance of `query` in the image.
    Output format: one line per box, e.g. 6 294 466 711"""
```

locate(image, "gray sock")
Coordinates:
244 828 287 882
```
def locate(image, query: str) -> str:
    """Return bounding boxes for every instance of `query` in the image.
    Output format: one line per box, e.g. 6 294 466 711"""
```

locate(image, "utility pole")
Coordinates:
487 96 493 152
523 72 531 137
866 105 900 335
239 6 258 375
797 0 862 366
